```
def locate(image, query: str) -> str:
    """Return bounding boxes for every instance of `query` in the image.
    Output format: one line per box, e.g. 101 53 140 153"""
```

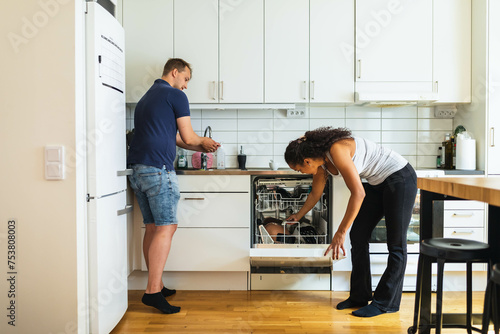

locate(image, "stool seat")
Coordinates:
421 238 490 261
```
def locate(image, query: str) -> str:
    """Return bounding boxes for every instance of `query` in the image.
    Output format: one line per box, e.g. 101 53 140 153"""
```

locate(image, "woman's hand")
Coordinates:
324 230 346 260
285 214 300 222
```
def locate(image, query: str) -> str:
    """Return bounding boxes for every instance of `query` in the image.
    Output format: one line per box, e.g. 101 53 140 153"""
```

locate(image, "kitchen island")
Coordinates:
413 176 500 333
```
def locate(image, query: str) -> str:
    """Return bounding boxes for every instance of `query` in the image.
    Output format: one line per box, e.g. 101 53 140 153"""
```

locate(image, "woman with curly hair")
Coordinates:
285 127 417 317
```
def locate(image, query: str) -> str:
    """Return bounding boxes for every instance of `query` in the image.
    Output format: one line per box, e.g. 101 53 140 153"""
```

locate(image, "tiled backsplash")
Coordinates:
126 105 454 169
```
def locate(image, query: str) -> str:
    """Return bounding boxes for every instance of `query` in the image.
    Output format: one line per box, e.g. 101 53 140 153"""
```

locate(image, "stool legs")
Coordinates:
436 258 445 334
410 254 425 333
467 261 473 334
482 274 500 334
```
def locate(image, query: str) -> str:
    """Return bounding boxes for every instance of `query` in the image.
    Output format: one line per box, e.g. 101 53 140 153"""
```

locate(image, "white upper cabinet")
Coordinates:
174 0 264 104
219 0 264 103
310 0 355 103
355 0 432 83
174 0 219 103
123 0 173 103
488 0 500 174
265 0 310 103
433 0 471 103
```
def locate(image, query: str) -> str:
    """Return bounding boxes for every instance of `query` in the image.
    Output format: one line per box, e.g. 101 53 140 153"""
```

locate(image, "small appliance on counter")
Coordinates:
238 145 247 170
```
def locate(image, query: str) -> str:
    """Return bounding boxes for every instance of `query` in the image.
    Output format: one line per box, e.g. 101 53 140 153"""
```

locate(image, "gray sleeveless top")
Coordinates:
322 137 408 185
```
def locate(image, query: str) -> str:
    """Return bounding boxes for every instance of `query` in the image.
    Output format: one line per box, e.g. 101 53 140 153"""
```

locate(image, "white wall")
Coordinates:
0 1 86 333
127 105 455 170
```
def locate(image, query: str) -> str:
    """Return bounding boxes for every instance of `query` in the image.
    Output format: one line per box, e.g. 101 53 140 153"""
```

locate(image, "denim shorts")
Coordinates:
128 164 180 226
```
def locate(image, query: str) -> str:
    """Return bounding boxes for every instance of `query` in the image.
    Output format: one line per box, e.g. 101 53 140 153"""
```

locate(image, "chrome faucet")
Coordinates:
204 126 212 138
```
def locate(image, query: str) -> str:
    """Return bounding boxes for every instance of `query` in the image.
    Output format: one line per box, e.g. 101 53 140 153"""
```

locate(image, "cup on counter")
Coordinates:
269 161 279 170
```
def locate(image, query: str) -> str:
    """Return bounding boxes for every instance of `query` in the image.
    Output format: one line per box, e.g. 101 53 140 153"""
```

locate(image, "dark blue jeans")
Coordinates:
348 163 417 312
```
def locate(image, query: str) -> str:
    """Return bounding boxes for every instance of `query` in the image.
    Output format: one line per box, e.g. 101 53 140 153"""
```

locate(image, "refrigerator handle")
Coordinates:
117 169 133 176
117 204 133 216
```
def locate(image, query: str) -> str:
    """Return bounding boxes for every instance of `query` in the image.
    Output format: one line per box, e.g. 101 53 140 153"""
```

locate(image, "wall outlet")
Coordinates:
434 105 457 118
286 106 306 118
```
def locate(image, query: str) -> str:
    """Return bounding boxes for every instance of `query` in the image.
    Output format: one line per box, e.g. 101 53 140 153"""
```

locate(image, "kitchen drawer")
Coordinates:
370 254 419 275
178 175 250 192
443 227 485 243
164 227 250 271
443 209 484 228
443 200 484 210
178 192 250 227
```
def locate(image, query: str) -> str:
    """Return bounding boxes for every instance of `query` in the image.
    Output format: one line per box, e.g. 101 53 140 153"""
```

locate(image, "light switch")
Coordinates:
45 146 65 180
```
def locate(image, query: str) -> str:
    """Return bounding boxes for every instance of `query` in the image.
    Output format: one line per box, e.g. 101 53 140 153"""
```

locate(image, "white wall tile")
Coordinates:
310 118 346 130
274 118 309 131
191 119 202 132
211 131 238 143
309 107 345 118
272 155 288 169
245 155 274 169
238 118 273 131
381 106 417 118
347 119 381 131
346 106 381 118
418 118 453 131
384 143 417 156
351 131 381 143
202 119 237 131
202 109 237 118
220 144 239 156
190 109 202 118
238 109 274 118
405 156 417 168
240 143 274 156
382 131 417 143
418 143 440 156
274 143 289 156
274 131 306 143
418 131 447 143
417 107 434 118
238 131 274 144
417 156 439 169
382 119 417 131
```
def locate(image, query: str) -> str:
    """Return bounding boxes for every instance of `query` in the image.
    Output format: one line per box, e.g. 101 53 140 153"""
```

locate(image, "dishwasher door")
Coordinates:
250 175 337 290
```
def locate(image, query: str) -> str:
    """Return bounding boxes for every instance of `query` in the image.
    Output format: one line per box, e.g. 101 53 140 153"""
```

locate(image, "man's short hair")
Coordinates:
162 58 192 77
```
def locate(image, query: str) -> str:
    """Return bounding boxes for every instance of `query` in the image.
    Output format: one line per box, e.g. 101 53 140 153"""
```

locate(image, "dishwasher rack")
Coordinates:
255 190 327 213
256 220 329 245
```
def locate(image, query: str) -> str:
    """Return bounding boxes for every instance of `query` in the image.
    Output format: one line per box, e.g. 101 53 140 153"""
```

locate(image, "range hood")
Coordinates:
354 91 439 107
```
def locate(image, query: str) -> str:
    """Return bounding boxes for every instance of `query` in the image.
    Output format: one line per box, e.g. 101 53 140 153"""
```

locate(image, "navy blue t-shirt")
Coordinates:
127 79 190 170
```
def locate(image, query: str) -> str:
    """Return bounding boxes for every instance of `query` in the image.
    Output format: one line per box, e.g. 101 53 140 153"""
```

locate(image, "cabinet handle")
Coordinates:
211 81 217 100
451 230 475 235
220 81 224 100
357 59 362 79
452 212 474 217
117 169 133 176
303 81 307 100
184 197 205 201
491 127 495 147
434 80 439 93
310 81 315 100
117 204 133 216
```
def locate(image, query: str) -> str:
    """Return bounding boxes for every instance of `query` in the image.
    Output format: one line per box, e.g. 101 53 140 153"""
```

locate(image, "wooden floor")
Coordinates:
111 290 489 334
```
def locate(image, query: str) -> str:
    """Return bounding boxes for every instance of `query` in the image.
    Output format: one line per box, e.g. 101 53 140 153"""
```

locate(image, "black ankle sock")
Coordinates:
161 287 176 297
352 304 386 317
336 298 368 310
142 292 180 314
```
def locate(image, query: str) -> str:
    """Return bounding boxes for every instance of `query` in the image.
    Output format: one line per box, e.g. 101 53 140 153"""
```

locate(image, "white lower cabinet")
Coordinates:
370 254 419 291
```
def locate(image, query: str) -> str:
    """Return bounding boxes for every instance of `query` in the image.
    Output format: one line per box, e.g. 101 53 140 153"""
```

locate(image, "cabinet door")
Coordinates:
219 0 264 103
489 0 500 174
174 0 218 103
310 0 354 103
355 0 432 82
123 0 173 102
265 0 309 103
433 0 471 103
165 228 250 271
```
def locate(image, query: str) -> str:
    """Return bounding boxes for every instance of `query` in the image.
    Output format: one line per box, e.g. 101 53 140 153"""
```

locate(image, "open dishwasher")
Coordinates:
250 174 335 290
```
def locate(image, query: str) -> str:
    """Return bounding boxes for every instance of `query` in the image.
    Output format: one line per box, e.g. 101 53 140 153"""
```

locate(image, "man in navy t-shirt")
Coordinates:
127 58 219 314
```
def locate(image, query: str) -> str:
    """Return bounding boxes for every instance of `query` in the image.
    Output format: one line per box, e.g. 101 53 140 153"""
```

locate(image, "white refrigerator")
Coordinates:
86 2 130 333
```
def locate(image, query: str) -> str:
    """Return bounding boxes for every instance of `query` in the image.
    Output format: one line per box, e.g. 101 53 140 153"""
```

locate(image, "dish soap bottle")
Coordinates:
177 149 187 169
217 143 225 169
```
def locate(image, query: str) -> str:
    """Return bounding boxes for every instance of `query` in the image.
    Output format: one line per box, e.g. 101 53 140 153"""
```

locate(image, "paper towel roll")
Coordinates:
456 137 476 170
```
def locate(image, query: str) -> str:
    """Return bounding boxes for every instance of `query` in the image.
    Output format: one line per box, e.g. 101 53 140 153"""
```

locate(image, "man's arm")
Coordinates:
176 116 220 152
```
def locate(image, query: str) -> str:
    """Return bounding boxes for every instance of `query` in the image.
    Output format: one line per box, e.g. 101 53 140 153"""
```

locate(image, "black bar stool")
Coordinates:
409 238 490 334
482 263 500 334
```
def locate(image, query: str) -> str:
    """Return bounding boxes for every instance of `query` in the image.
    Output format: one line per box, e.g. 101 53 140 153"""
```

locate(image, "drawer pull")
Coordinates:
184 197 205 201
452 230 475 235
452 213 474 217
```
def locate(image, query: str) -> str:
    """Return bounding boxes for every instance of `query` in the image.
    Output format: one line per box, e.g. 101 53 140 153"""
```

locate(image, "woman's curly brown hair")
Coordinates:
284 127 352 167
